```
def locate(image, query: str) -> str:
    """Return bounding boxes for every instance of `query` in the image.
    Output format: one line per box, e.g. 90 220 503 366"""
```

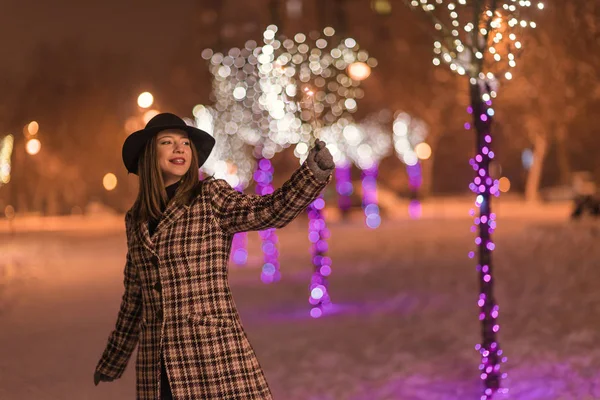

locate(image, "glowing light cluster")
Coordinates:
202 26 375 288
259 25 378 160
202 32 299 160
0 135 14 186
194 105 255 190
350 112 393 171
407 0 541 83
307 195 332 318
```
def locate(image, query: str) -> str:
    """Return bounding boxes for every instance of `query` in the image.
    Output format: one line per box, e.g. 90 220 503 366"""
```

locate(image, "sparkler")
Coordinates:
303 87 320 149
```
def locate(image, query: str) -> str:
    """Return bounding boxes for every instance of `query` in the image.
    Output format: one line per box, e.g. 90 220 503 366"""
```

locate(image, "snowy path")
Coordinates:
1 212 600 399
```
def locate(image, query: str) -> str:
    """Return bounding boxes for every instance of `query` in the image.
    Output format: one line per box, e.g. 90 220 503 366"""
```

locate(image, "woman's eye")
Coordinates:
160 141 171 145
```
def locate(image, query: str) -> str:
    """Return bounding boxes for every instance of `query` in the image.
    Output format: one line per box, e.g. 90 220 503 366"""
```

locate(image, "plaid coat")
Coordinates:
96 162 330 399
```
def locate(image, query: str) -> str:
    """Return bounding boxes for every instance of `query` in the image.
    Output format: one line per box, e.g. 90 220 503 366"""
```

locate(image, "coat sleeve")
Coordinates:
95 213 143 379
208 160 331 235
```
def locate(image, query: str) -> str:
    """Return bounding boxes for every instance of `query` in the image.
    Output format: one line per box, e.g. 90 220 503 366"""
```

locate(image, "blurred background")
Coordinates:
1 1 600 399
0 0 598 216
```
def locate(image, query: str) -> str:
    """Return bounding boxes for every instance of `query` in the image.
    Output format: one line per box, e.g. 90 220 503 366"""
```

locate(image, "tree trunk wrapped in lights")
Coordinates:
307 194 332 318
334 162 353 219
347 112 392 229
403 0 543 397
393 112 430 219
253 156 281 283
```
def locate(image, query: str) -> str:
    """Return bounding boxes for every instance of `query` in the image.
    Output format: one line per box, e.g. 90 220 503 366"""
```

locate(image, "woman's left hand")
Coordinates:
307 140 335 181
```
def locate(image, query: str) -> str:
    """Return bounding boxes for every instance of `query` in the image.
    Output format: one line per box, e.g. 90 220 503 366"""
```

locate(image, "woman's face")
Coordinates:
155 130 192 187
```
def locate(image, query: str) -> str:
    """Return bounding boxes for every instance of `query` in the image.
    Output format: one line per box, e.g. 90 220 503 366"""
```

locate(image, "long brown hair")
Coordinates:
131 134 203 223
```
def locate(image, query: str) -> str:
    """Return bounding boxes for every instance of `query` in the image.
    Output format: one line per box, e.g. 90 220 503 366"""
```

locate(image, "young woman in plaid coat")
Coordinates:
93 113 333 399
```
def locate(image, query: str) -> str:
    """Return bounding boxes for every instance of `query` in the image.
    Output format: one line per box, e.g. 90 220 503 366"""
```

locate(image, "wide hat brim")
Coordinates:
122 122 215 175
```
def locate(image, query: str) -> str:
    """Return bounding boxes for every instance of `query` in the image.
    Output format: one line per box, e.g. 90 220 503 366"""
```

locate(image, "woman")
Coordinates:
94 112 334 399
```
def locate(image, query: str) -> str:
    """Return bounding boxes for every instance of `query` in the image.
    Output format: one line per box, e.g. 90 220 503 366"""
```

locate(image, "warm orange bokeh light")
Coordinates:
499 177 511 193
103 173 118 191
415 142 432 160
27 121 39 136
347 62 371 81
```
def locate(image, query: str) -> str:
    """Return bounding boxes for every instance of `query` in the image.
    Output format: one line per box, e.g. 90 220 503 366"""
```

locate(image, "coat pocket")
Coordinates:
187 312 236 330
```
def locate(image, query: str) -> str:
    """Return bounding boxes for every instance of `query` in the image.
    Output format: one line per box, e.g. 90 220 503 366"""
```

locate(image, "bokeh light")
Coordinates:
415 142 432 160
25 138 41 155
137 92 154 108
498 177 511 193
26 121 39 136
347 62 372 81
103 173 118 191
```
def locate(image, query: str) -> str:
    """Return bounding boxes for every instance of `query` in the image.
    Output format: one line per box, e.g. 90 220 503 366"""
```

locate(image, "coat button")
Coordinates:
153 281 161 292
151 255 159 266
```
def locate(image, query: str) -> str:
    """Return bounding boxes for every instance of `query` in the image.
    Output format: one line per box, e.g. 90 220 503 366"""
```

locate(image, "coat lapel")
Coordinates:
137 219 156 255
153 200 190 239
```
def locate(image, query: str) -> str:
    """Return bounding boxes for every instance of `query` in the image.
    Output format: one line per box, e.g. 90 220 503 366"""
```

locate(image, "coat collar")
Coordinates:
136 200 190 254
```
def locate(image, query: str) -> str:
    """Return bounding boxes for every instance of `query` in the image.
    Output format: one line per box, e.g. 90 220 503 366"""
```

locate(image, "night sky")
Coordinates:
0 0 198 78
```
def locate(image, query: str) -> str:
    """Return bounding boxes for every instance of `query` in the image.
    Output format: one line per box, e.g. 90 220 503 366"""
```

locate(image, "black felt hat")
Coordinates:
122 112 215 174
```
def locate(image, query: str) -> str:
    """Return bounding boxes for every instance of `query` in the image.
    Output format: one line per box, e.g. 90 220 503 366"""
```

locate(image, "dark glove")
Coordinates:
94 370 115 386
307 139 335 182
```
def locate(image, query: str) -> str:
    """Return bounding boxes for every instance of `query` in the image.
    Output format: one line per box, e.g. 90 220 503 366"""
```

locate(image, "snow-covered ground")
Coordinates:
1 200 599 400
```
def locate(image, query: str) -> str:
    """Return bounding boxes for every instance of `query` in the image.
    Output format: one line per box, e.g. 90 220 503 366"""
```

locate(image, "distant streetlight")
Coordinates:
103 173 118 191
25 138 41 155
347 62 371 81
415 142 432 160
26 121 39 136
137 92 154 109
371 0 392 15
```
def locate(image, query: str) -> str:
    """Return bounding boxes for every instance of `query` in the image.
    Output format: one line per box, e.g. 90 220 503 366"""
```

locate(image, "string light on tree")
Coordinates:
403 0 543 397
306 194 332 318
300 87 333 318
